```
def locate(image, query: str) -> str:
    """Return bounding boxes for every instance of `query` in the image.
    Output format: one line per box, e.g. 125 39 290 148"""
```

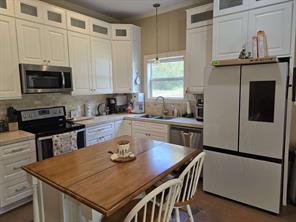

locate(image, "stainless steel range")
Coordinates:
17 106 85 161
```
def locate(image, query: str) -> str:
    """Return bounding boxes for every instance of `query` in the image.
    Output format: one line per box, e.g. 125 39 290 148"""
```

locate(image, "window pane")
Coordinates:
151 79 184 98
151 60 184 79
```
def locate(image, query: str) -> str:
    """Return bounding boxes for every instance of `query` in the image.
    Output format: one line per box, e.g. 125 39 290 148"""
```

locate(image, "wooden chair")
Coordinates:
124 178 182 222
174 151 206 222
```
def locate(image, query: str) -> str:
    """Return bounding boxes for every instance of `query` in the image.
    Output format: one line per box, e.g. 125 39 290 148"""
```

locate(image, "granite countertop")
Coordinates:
0 130 35 146
75 113 203 129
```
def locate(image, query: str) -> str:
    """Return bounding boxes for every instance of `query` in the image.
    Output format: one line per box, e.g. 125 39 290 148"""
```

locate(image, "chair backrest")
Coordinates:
124 179 182 222
177 152 206 204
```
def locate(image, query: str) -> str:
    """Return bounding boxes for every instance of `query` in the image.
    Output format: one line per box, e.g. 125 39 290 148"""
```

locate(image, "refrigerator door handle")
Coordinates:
292 68 296 102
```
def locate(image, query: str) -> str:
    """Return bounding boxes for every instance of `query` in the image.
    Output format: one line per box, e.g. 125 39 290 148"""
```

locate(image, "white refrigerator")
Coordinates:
203 62 289 214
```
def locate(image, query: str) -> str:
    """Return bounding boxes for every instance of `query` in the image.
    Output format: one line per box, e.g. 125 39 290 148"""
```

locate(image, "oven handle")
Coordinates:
37 129 85 141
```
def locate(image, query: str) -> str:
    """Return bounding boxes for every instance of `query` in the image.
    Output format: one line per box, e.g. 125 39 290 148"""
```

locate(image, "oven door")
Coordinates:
20 64 72 94
239 63 288 159
36 129 85 161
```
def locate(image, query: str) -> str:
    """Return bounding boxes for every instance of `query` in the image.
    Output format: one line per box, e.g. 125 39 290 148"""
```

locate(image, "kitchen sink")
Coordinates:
139 114 175 120
139 114 161 118
154 116 175 120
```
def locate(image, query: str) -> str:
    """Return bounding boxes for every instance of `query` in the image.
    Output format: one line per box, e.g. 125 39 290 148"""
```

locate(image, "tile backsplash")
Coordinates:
0 94 108 120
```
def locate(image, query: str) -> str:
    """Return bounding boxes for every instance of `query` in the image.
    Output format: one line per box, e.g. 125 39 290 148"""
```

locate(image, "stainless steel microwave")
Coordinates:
19 64 73 94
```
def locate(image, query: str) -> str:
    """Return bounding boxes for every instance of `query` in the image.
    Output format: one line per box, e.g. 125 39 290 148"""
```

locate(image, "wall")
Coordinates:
132 0 211 116
0 94 108 120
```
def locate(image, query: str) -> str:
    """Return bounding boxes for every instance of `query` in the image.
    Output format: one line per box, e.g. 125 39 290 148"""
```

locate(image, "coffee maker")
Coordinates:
106 98 116 114
131 93 145 113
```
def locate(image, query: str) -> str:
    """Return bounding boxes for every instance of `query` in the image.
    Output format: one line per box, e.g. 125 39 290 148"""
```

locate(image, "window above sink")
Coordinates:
145 51 185 101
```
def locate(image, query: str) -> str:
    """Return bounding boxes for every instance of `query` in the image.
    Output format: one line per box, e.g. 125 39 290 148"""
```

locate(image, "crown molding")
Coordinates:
123 0 202 22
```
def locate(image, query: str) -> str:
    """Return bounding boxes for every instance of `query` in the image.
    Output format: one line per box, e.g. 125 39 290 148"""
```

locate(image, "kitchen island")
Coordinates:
23 136 199 222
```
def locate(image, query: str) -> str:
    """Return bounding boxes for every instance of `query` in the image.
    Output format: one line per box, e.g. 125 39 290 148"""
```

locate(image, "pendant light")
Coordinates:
153 3 160 64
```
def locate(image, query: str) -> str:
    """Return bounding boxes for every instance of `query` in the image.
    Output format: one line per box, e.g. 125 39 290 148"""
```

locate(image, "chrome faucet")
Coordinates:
155 96 169 116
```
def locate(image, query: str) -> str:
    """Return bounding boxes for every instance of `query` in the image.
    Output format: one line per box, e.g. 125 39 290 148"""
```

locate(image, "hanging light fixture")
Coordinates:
153 3 160 63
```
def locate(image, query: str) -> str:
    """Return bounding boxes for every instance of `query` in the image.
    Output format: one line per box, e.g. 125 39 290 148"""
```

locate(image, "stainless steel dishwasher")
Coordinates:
170 125 203 151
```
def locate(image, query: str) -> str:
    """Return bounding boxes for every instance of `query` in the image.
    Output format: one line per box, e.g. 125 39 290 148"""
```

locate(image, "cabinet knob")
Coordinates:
48 60 50 63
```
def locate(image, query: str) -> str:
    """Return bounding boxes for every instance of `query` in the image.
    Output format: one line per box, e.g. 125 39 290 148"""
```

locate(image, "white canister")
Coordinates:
84 103 92 117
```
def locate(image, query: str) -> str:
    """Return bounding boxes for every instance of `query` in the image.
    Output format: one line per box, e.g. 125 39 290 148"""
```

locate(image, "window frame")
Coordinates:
144 51 186 102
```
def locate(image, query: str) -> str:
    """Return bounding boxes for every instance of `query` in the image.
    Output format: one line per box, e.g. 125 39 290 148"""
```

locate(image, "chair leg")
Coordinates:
175 208 181 222
186 205 194 222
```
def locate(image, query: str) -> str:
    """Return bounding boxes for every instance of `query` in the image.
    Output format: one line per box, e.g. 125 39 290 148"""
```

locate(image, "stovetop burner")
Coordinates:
17 106 85 137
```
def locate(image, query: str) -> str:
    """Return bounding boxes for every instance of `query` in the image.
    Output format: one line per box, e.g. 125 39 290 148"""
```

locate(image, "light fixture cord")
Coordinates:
156 5 159 61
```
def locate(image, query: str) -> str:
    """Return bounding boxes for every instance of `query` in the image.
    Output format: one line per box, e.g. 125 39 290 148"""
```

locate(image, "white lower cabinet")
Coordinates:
203 150 282 213
0 15 21 100
86 122 115 146
0 140 36 212
114 120 132 137
132 121 169 142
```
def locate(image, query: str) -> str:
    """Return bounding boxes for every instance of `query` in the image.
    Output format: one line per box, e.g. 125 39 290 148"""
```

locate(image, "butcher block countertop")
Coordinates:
0 130 35 146
23 136 199 216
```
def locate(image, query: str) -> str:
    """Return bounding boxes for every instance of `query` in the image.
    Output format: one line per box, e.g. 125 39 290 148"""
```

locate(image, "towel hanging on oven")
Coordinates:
53 131 78 156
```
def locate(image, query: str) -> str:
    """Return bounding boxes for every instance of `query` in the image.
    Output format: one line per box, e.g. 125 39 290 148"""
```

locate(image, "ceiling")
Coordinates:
63 0 196 20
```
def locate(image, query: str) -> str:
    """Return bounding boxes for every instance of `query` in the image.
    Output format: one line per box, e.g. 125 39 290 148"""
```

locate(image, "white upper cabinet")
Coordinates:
0 15 21 99
44 26 69 66
213 11 248 60
91 37 113 94
112 41 132 92
67 11 89 34
248 2 293 57
0 0 15 16
248 0 290 9
68 31 92 95
16 19 69 66
15 0 43 23
186 25 212 94
112 25 141 93
186 3 213 29
43 3 66 29
16 19 46 64
112 24 131 41
90 18 111 39
214 0 249 17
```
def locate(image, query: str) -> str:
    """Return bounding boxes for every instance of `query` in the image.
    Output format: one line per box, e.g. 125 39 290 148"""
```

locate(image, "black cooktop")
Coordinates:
23 121 85 137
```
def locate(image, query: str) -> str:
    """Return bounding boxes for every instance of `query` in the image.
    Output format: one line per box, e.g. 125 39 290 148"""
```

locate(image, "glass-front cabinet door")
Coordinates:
214 0 249 17
248 0 289 9
43 3 66 29
0 0 14 16
15 0 43 23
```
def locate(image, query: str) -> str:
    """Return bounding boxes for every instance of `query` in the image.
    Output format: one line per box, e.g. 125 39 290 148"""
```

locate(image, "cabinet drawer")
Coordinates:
0 152 35 183
0 140 35 159
86 122 114 135
1 176 32 207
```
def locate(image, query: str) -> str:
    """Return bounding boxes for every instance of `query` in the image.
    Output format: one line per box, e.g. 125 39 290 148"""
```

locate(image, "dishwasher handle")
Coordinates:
180 131 194 148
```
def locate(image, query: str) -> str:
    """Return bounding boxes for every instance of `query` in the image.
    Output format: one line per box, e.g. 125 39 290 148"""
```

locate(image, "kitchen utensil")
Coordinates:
84 103 92 117
0 120 8 132
97 103 106 116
